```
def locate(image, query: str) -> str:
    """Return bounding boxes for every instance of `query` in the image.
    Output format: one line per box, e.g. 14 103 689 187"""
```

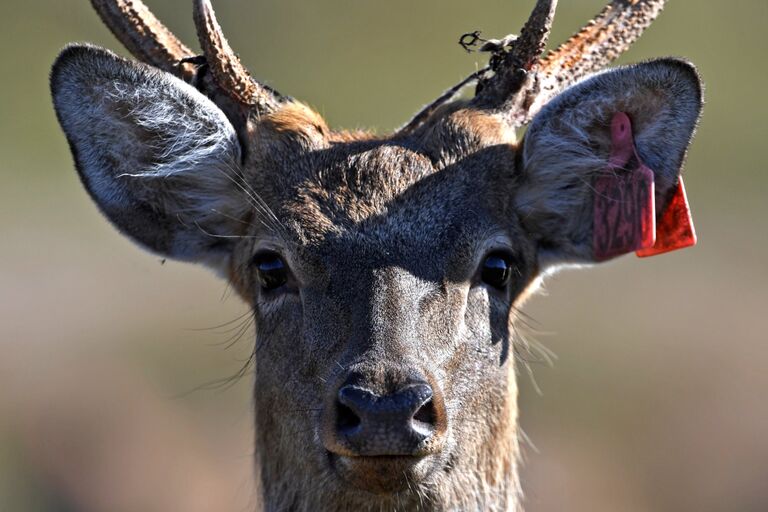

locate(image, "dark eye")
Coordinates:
481 253 514 290
254 253 288 291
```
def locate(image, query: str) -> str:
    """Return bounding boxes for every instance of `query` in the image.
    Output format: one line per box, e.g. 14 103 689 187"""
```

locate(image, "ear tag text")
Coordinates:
592 112 656 261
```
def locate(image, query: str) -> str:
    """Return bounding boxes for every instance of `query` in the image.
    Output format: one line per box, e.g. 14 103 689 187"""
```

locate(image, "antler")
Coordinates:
399 0 666 134
192 0 282 111
397 0 556 135
526 0 667 123
472 0 558 111
92 0 283 114
90 0 195 80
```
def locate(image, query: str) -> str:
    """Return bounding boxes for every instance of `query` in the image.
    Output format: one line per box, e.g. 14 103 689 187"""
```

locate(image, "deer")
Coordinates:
50 0 702 510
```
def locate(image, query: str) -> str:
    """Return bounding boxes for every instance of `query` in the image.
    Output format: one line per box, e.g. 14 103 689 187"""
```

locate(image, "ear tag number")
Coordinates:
636 178 697 257
593 112 656 261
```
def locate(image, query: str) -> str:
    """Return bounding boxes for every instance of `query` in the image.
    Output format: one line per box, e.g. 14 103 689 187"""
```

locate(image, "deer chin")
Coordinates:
327 452 444 495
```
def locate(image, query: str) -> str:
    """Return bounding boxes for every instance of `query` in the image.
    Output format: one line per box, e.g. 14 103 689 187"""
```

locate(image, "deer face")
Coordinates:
51 0 702 509
234 137 537 496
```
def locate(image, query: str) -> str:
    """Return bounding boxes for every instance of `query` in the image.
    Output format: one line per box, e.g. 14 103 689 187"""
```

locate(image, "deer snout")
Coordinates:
321 369 449 493
335 383 434 455
323 372 447 458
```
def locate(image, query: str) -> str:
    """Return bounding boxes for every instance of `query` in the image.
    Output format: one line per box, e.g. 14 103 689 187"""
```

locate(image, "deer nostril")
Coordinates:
411 398 436 433
336 401 361 434
412 398 435 425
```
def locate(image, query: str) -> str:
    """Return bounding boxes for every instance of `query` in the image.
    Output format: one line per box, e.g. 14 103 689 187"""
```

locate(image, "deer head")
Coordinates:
51 0 702 509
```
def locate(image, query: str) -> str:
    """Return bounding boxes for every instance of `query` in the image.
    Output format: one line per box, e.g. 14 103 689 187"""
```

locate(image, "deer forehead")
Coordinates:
255 143 519 245
227 135 529 299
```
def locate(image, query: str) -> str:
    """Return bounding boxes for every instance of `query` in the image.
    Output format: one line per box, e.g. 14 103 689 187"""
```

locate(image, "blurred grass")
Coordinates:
0 1 766 511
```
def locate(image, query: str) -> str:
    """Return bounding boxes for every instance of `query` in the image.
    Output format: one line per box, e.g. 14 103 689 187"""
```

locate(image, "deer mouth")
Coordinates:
326 452 442 494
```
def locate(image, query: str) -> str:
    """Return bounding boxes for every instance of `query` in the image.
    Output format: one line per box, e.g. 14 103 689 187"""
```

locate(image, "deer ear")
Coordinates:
51 44 247 272
515 58 703 267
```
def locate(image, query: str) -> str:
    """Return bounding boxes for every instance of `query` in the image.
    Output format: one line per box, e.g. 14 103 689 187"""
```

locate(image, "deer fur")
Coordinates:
50 1 703 510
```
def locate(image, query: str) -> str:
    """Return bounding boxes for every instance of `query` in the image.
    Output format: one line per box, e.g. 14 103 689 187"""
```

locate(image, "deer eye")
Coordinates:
481 253 514 290
254 253 288 291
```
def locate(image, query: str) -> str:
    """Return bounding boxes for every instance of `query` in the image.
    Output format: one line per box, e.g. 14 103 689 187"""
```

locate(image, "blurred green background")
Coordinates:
1 1 766 511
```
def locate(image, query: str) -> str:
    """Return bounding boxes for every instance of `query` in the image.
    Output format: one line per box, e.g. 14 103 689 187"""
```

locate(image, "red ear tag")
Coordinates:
593 113 657 261
636 178 697 257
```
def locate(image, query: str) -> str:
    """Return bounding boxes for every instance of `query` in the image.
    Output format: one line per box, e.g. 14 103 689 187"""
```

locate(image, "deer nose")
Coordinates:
334 382 437 456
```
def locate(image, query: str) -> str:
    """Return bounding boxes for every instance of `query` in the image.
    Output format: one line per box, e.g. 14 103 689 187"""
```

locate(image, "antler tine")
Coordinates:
541 0 667 83
472 0 557 110
193 0 281 112
91 0 195 80
524 0 667 123
506 0 558 72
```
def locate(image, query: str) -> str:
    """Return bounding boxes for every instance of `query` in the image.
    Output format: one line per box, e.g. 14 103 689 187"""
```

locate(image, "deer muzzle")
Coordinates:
321 368 449 493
